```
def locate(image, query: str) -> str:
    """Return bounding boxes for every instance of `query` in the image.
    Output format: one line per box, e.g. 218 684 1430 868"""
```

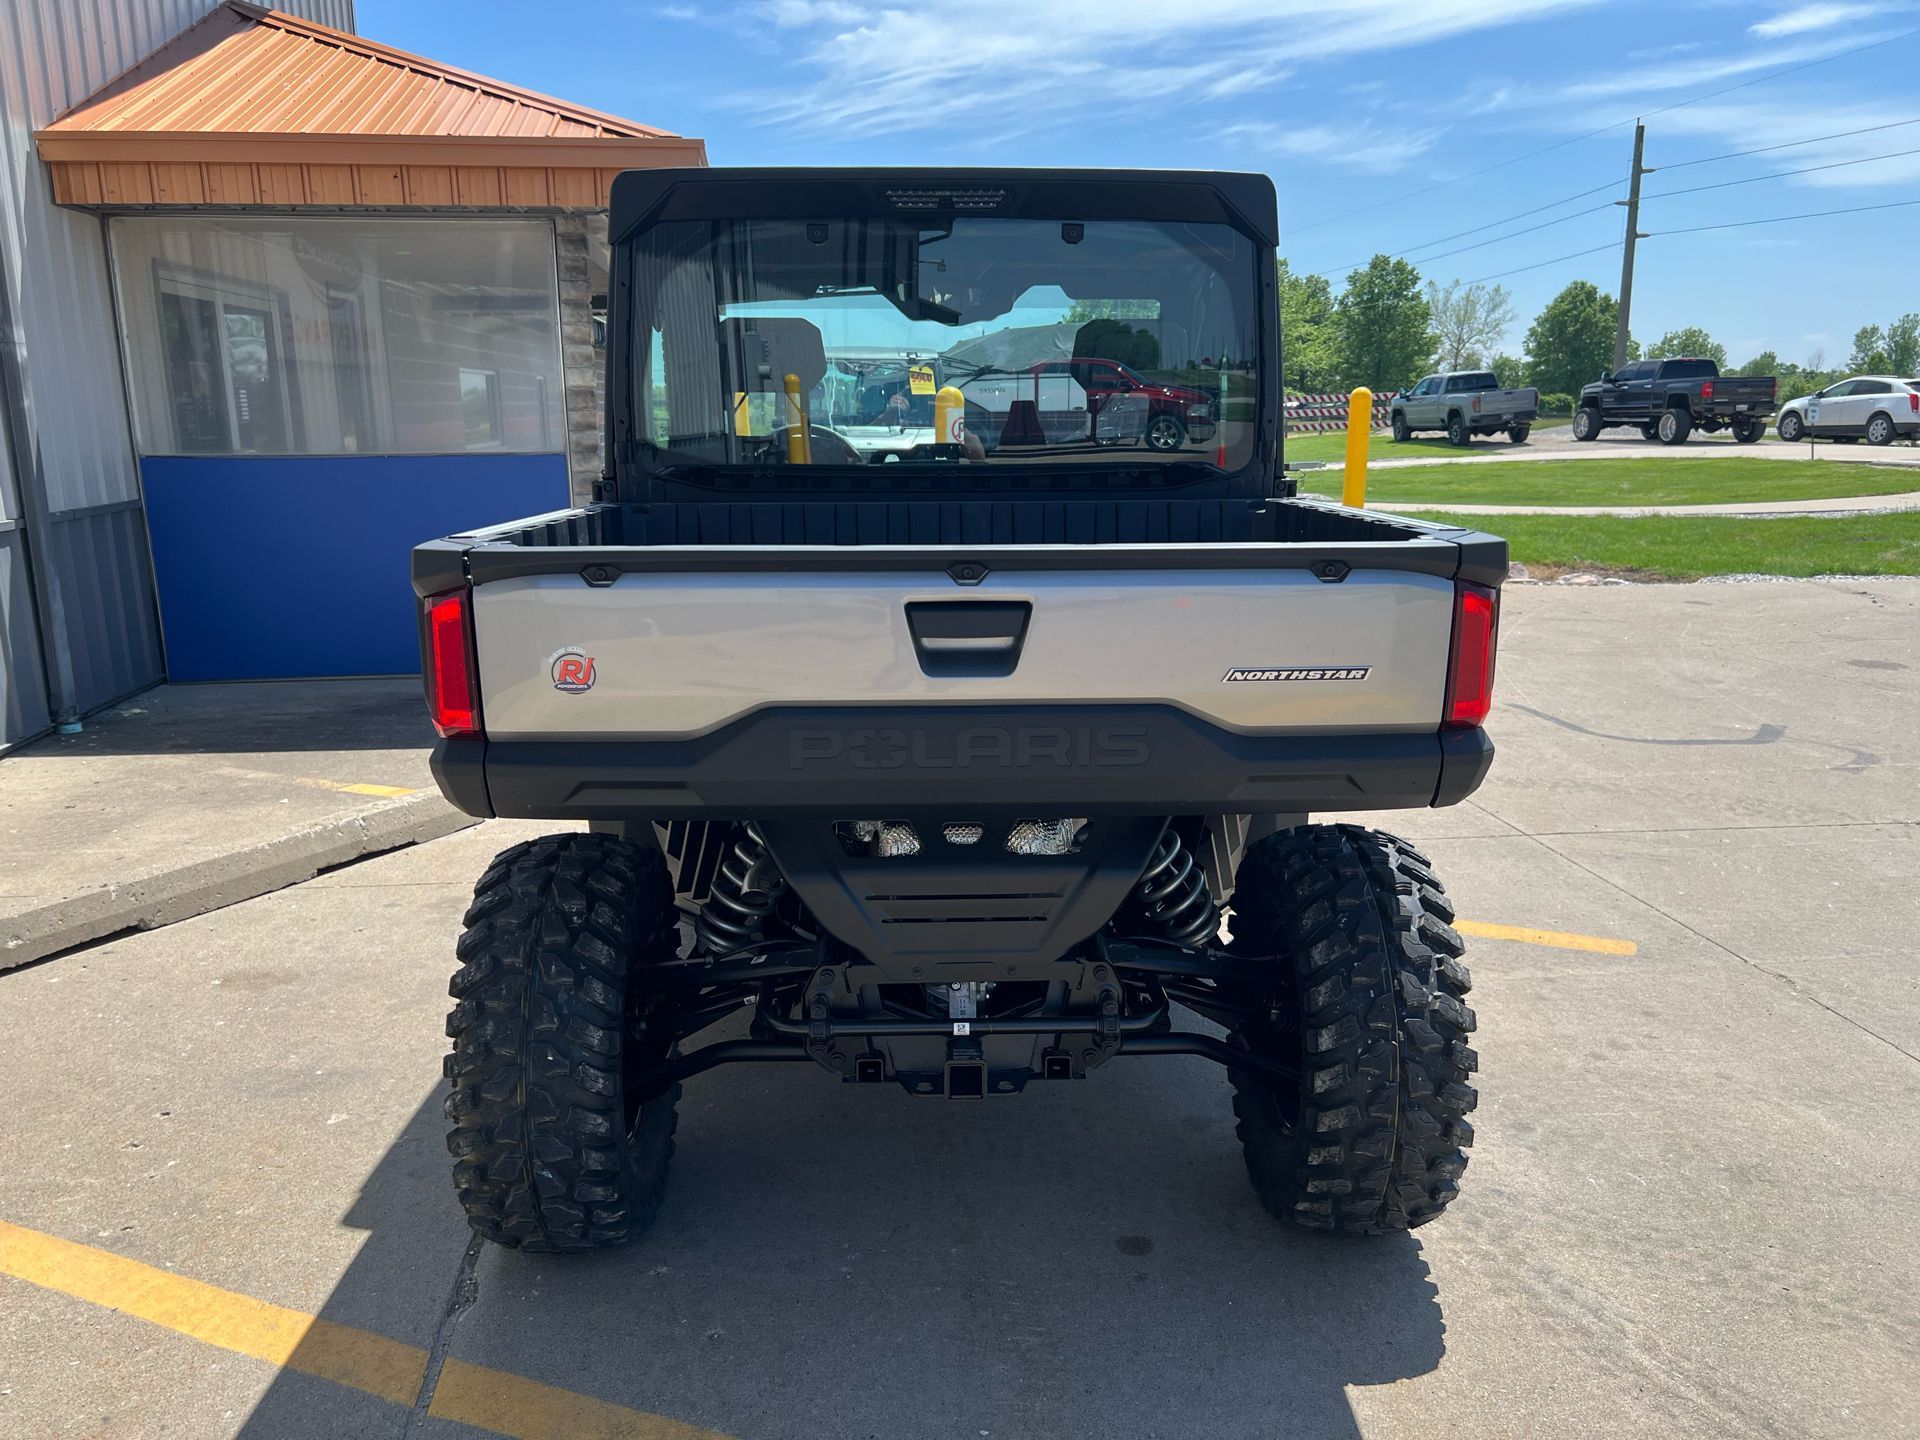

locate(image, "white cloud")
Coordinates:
1222 119 1444 175
718 0 1607 142
1750 1 1913 38
751 0 867 24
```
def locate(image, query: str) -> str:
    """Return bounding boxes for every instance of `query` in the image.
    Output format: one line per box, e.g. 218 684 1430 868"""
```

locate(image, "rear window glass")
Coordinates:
1452 372 1498 391
1659 359 1717 380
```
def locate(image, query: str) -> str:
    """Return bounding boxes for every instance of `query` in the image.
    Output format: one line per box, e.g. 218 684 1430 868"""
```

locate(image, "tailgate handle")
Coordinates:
906 601 1031 678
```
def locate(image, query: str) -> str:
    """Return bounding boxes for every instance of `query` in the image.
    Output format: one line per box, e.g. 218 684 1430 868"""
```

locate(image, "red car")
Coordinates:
1029 358 1218 451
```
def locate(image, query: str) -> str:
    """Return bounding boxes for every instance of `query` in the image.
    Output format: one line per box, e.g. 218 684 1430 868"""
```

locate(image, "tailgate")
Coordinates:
471 564 1457 741
1714 378 1774 404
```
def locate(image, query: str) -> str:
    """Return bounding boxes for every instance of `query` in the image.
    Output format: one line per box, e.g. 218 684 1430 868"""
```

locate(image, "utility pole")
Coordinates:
1613 121 1651 372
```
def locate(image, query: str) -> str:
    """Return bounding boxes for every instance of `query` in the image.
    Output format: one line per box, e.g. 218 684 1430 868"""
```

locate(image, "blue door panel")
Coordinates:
141 454 569 681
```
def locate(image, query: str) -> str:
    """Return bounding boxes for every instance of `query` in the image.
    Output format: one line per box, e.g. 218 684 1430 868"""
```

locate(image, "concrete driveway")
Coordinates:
2 580 1917 1440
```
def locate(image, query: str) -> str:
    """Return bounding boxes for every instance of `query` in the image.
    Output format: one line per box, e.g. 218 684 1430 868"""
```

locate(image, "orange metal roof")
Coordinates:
38 1 705 207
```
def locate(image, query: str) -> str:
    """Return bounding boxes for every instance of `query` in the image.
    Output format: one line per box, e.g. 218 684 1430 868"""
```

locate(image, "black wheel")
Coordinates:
1573 407 1603 441
1227 825 1477 1234
1507 423 1531 444
1391 412 1411 443
1657 407 1692 445
1144 414 1187 452
444 834 683 1252
1447 412 1470 447
1731 416 1763 444
1639 422 1659 441
1867 412 1895 446
1778 410 1804 443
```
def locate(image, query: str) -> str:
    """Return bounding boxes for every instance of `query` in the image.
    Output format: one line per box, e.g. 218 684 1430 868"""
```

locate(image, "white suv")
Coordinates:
1776 375 1920 445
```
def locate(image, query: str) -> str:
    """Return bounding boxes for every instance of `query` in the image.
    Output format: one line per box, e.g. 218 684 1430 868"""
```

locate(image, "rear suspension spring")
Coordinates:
693 823 786 956
1132 828 1220 948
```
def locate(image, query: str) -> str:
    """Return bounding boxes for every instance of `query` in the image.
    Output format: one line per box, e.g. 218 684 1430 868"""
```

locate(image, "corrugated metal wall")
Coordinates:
0 0 354 747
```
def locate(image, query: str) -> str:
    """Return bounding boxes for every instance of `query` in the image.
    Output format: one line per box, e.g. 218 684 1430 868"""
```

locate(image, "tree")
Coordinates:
1522 281 1624 398
1648 326 1727 368
1487 352 1528 386
1277 260 1338 392
1847 324 1888 373
1331 255 1434 393
1426 279 1516 372
1062 298 1158 322
1735 350 1781 377
1884 313 1919 375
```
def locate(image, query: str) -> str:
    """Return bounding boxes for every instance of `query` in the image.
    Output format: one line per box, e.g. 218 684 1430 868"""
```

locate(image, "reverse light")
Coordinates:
1444 582 1498 729
425 588 481 738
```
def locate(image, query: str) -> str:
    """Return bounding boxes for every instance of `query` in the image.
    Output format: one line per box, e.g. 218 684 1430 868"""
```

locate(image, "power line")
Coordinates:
1287 26 1919 239
1644 146 1920 199
1459 241 1623 286
1306 179 1627 277
1657 115 1920 171
1286 121 1629 237
1393 202 1623 272
1646 196 1920 237
1639 27 1920 120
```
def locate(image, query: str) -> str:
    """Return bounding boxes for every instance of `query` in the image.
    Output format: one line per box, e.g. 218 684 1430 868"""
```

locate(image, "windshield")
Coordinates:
630 217 1258 474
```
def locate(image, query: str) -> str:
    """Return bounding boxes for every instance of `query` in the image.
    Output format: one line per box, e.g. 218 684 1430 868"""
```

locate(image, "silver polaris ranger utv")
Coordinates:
414 169 1500 1251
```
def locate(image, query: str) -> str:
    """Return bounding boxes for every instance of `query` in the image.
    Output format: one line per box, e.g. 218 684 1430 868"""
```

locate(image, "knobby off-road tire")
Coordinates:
1227 825 1478 1233
444 834 683 1252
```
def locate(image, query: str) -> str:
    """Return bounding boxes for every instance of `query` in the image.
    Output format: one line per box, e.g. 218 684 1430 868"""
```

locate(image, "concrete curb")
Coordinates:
0 790 479 972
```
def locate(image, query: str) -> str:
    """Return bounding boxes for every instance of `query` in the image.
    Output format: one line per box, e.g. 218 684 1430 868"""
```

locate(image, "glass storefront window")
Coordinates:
111 217 563 457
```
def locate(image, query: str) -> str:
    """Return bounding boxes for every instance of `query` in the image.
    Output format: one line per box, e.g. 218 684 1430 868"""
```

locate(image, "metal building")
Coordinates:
0 0 702 748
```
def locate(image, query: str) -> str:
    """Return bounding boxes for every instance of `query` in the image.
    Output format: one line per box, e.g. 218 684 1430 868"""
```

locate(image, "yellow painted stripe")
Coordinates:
0 1219 732 1440
0 1218 426 1405
431 1357 728 1440
314 780 419 798
1457 919 1638 955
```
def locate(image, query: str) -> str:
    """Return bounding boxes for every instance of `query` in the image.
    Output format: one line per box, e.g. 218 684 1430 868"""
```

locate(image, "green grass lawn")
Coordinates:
1300 457 1920 508
1400 509 1920 579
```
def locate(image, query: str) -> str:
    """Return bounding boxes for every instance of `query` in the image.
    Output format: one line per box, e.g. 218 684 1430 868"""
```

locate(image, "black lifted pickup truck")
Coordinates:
1573 357 1777 445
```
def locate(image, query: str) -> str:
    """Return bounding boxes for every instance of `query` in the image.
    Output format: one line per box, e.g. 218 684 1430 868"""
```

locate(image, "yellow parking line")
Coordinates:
1457 919 1638 955
432 1357 728 1440
319 781 419 798
0 1218 730 1440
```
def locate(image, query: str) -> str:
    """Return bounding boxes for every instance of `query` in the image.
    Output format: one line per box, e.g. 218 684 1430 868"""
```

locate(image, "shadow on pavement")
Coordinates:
240 1048 1447 1440
27 679 431 758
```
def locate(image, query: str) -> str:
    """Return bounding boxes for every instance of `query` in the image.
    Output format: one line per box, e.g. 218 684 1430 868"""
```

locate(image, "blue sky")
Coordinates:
362 0 1919 368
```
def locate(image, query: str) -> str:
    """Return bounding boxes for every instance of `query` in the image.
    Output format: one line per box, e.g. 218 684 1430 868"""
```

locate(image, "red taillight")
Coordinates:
425 589 481 738
1444 582 1498 729
1472 395 1482 413
1701 379 1714 401
1909 391 1918 414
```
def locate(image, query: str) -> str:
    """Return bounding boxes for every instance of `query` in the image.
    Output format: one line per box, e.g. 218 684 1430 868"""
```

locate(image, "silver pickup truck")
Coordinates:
1393 369 1539 446
415 168 1503 1253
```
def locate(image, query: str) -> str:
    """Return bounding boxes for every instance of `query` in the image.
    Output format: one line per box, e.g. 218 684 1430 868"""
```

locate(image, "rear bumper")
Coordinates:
431 705 1494 820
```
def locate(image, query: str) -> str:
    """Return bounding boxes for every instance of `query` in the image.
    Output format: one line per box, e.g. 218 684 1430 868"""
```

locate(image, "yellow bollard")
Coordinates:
934 385 966 451
1343 386 1372 508
783 373 811 464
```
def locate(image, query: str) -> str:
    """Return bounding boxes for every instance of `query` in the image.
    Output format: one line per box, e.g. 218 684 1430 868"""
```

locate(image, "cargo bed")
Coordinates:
413 497 1503 823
